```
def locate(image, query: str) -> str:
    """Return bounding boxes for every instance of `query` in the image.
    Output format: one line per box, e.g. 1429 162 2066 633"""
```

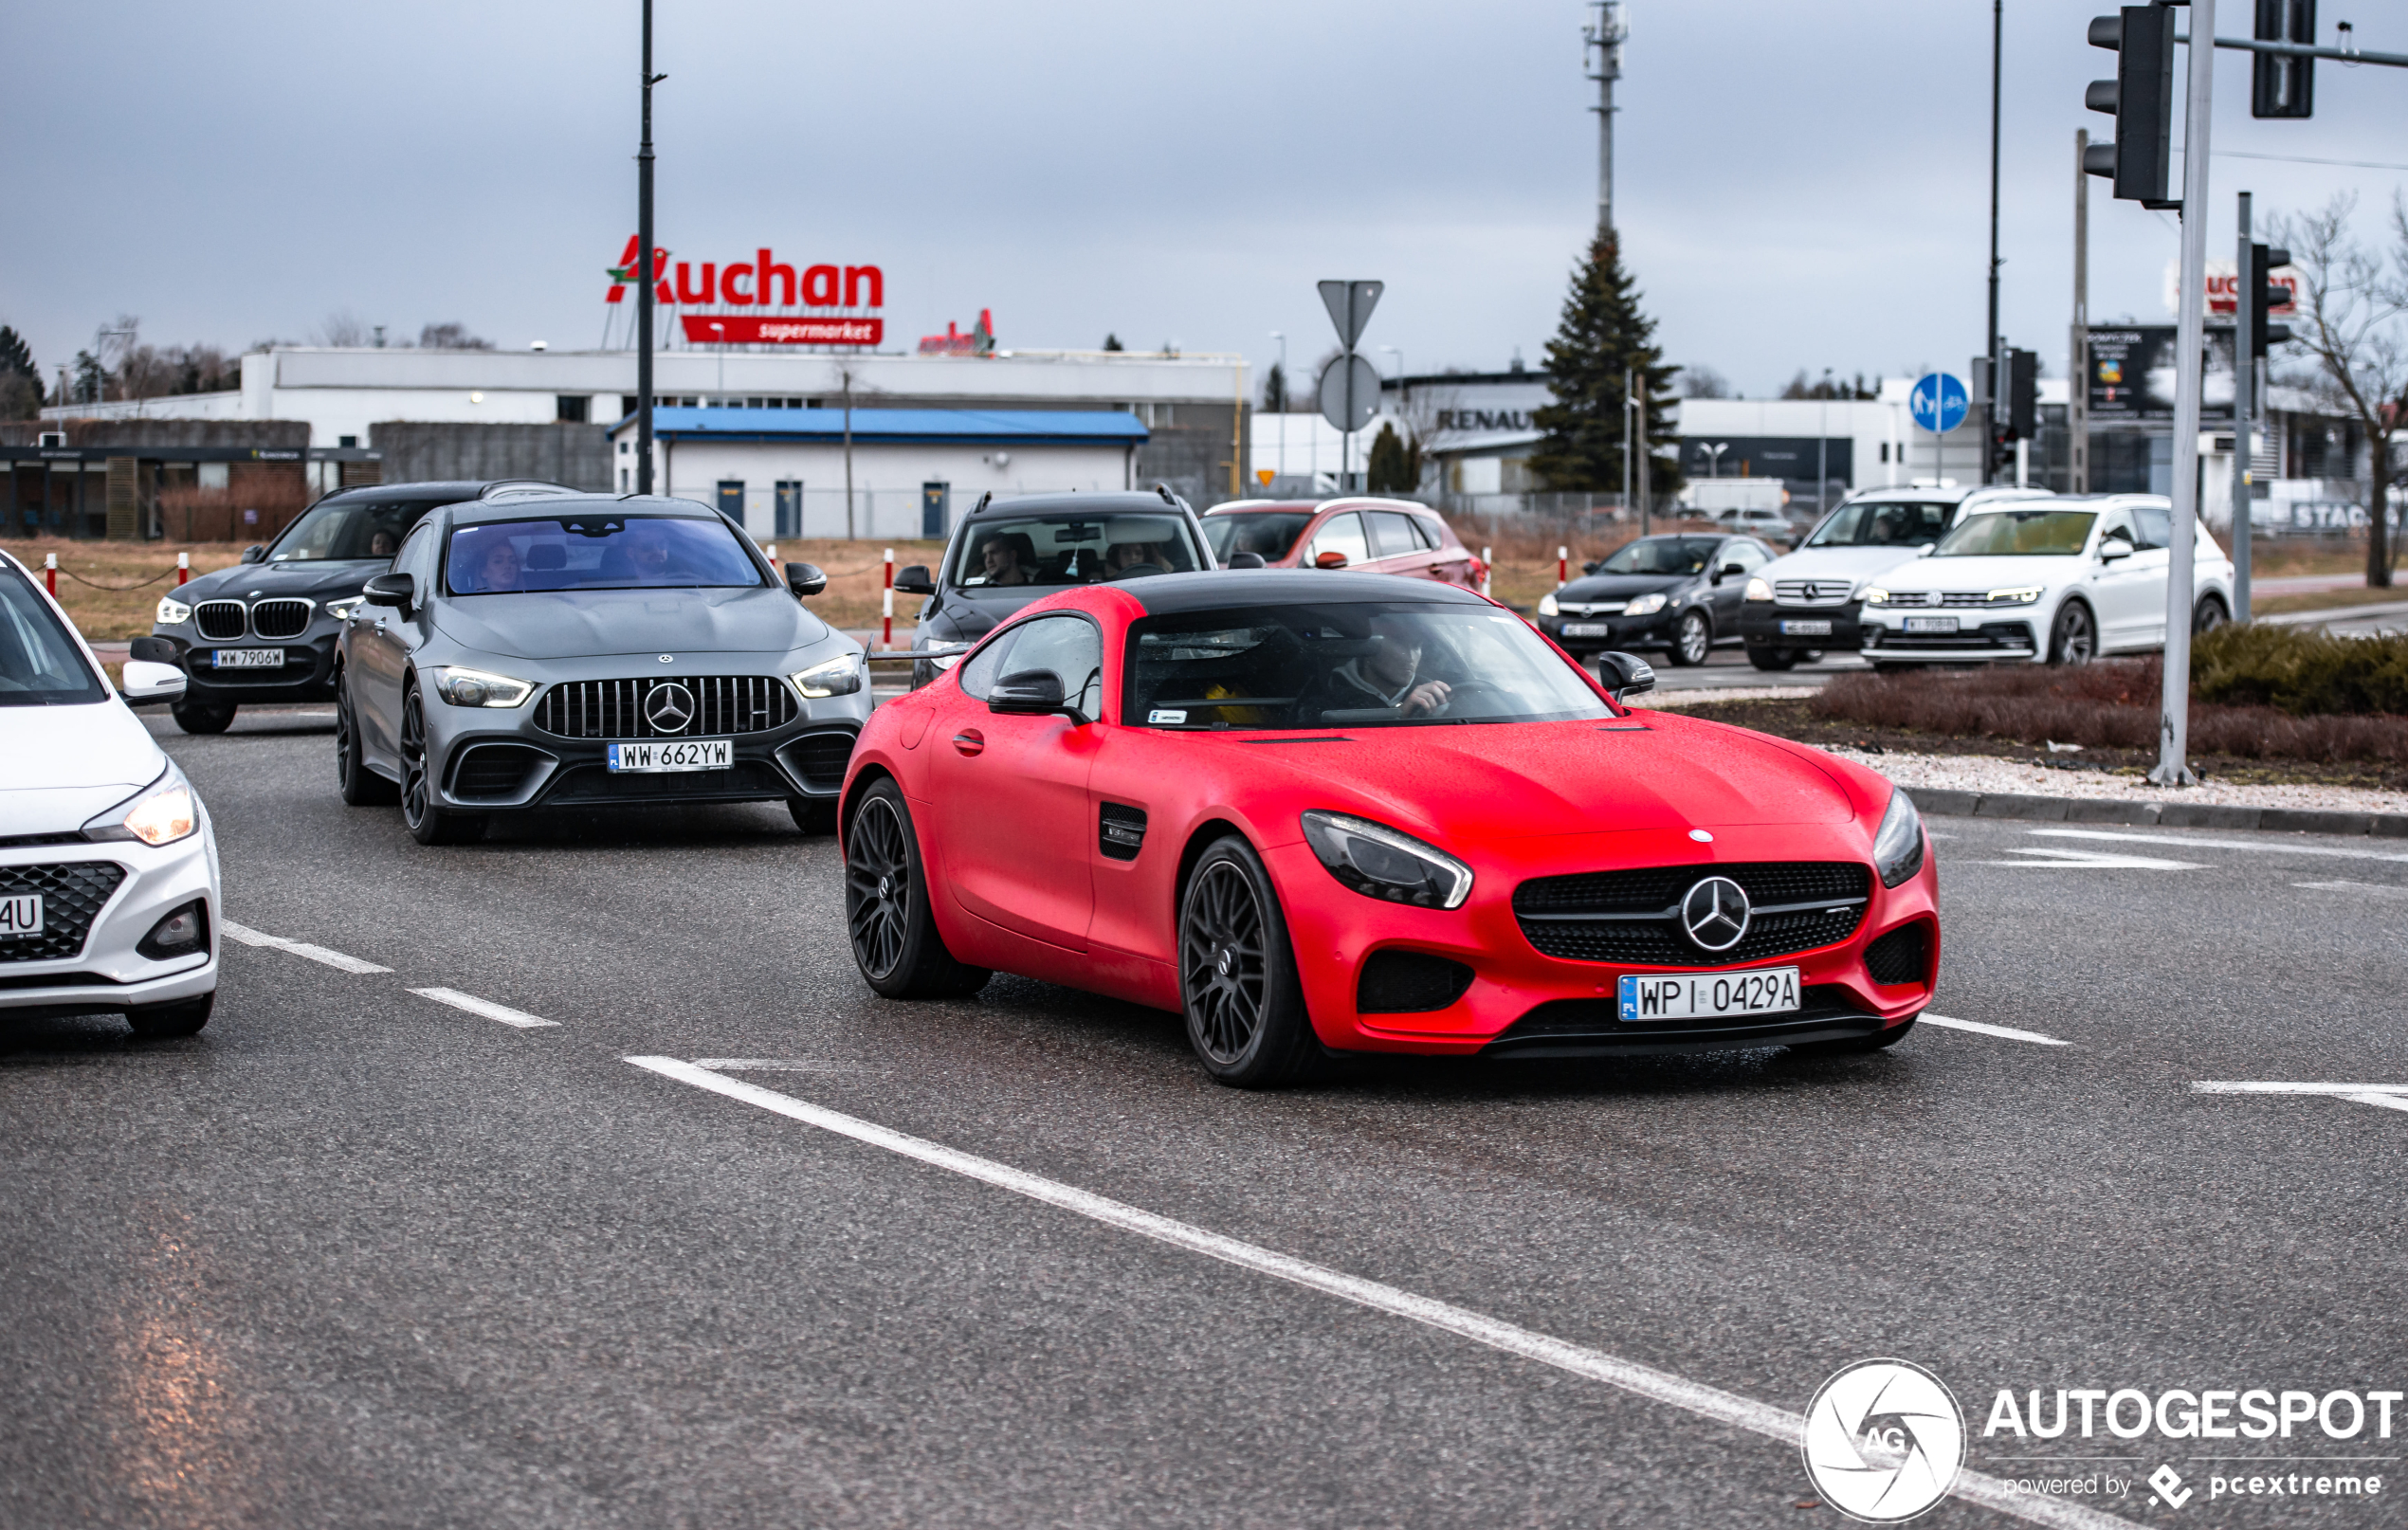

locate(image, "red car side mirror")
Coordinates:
1314 550 1348 570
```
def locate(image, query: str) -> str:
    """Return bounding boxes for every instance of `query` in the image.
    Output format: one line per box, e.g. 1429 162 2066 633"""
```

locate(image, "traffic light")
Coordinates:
2253 0 2316 118
2006 348 2038 440
2085 6 2180 208
2249 243 2293 355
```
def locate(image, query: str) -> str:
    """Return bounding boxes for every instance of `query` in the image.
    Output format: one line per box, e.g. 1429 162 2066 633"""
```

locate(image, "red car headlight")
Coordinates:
1300 811 1474 910
1871 788 1925 887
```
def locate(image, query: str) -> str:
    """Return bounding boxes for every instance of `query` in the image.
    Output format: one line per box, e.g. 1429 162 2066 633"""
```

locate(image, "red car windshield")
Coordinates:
1125 601 1608 730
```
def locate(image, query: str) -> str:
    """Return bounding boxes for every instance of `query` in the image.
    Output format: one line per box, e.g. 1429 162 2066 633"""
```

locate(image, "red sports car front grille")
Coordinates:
1510 861 1870 968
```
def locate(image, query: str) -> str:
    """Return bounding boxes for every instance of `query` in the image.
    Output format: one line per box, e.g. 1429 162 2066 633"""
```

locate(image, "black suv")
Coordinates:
900 488 1218 686
149 480 576 733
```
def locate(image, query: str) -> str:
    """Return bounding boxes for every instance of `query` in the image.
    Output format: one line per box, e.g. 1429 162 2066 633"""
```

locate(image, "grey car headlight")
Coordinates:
429 665 534 707
1622 592 1668 616
83 760 198 847
1871 788 1925 888
155 594 192 625
792 653 864 698
1300 811 1473 910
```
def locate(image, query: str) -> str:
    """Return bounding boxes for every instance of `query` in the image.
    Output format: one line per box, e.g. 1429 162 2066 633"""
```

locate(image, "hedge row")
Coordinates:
2191 623 2408 717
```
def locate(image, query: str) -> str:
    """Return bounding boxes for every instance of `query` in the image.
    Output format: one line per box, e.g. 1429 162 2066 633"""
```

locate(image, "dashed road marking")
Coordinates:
409 987 558 1029
2294 880 2408 900
2192 1082 2408 1117
1920 1013 2072 1047
695 1058 870 1073
2034 829 2408 864
625 1055 2131 1530
1977 847 2202 870
220 920 392 974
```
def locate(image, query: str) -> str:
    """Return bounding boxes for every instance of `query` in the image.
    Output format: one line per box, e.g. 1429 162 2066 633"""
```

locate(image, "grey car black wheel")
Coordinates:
844 779 987 999
399 683 483 846
2048 600 2096 665
126 993 213 1039
172 701 235 735
1669 609 1711 666
336 671 397 806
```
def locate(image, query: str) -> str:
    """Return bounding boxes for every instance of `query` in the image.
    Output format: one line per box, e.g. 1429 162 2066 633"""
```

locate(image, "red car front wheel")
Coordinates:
1178 837 1320 1088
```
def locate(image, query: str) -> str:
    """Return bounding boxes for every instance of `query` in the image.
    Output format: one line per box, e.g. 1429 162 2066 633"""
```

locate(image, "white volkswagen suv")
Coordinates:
0 550 221 1036
1858 494 2233 667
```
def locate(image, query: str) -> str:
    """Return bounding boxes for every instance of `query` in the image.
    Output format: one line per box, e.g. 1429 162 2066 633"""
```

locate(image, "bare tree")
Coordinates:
416 321 495 351
314 310 372 348
2271 191 2408 586
1677 364 1731 399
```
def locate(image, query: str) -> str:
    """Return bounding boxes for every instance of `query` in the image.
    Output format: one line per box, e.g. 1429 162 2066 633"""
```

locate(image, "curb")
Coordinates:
1901 787 2408 839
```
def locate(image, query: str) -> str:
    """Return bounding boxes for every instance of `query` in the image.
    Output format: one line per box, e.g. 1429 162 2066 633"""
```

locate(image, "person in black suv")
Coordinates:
147 480 575 733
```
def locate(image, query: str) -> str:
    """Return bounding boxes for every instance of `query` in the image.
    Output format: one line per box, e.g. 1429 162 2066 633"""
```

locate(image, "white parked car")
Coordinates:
0 550 220 1036
1858 494 2233 668
1741 484 2052 669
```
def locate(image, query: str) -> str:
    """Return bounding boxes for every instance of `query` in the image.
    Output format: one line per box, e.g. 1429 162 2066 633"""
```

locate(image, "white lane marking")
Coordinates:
219 920 392 974
2192 1082 2408 1117
624 1055 2130 1530
1975 847 2201 870
409 987 558 1029
1920 1014 2072 1047
695 1058 870 1073
2294 880 2408 900
2034 829 2408 864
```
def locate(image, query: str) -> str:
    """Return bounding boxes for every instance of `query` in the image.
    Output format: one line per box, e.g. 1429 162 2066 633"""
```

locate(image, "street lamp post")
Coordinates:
635 0 663 495
1269 330 1286 487
710 322 726 401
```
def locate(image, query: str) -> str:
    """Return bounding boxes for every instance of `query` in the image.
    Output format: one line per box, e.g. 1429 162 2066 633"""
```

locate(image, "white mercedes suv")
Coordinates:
0 550 220 1036
1857 494 2234 668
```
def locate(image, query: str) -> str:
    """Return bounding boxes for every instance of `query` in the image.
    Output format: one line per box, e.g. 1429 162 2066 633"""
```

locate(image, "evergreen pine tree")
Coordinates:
0 326 34 383
1527 233 1680 497
1102 334 1123 352
1366 421 1414 494
1262 361 1287 412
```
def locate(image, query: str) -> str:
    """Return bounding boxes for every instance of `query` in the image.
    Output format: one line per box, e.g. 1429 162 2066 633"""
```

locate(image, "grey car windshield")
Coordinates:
268 498 456 563
1595 537 1722 575
1202 513 1312 562
952 514 1205 590
0 567 106 706
1806 500 1952 548
446 514 762 594
1124 601 1610 730
1934 510 2097 557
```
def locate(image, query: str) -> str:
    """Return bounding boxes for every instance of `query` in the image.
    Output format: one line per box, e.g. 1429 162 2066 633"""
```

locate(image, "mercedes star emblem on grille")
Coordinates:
1680 876 1752 952
644 682 695 734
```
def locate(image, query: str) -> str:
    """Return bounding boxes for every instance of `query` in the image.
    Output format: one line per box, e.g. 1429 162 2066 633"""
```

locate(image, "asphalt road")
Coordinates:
4 707 2404 1528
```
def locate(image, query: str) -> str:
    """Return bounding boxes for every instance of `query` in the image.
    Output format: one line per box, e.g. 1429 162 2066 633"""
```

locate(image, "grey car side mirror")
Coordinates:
988 668 1090 726
893 565 937 595
1596 650 1656 701
784 561 827 598
363 572 414 610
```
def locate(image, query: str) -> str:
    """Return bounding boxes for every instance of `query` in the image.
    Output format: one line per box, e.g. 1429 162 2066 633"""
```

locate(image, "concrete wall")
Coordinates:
1130 401 1247 513
370 422 612 492
1 418 308 449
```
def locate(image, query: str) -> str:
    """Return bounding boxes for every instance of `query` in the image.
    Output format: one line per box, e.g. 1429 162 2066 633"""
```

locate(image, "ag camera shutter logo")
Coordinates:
1802 1359 1966 1521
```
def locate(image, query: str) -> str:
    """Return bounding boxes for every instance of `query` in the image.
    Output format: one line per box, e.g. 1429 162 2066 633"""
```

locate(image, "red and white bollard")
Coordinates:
176 552 190 586
765 543 778 569
45 554 57 596
882 547 895 651
1557 545 1569 589
1480 545 1492 598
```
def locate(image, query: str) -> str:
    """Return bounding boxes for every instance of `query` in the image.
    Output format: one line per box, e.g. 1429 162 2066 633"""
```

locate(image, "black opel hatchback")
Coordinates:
148 481 575 733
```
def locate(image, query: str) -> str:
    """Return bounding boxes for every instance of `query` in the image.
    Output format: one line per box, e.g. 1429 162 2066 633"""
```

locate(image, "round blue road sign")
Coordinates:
1910 373 1969 435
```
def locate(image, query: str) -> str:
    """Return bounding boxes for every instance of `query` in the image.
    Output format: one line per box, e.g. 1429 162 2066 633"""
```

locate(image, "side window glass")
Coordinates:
1306 512 1370 568
1731 541 1768 570
957 626 1022 701
1411 516 1445 551
992 616 1102 716
2132 507 2170 550
395 525 438 588
1367 511 1419 558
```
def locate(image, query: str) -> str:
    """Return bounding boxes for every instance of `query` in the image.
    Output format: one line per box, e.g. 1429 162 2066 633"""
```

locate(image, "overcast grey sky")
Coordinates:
6 1 2399 397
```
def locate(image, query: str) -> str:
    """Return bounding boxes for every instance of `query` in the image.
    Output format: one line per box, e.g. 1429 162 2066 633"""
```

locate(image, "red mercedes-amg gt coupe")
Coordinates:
837 571 1937 1086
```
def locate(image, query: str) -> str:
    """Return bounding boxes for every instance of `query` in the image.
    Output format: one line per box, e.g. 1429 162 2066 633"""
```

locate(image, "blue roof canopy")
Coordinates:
611 406 1148 447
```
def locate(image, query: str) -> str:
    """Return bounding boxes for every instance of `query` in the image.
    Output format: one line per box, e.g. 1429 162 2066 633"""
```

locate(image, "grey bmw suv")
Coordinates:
334 493 867 845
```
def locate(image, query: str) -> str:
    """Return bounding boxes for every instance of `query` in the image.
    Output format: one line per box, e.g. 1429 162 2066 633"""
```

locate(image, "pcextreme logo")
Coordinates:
1802 1360 1966 1522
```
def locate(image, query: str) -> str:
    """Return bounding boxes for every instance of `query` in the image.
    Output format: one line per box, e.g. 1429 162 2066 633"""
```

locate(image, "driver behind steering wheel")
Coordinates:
1323 614 1451 719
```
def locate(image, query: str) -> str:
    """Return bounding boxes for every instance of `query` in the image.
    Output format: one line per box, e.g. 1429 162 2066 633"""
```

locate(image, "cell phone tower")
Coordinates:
1584 1 1628 234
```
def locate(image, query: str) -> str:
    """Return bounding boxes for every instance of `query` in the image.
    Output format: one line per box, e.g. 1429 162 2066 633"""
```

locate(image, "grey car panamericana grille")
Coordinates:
0 862 127 964
1512 862 1870 968
194 601 248 641
534 676 799 738
1773 580 1854 606
247 598 314 638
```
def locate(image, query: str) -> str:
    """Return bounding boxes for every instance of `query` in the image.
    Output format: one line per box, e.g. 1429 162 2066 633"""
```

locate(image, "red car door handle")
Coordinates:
953 729 985 756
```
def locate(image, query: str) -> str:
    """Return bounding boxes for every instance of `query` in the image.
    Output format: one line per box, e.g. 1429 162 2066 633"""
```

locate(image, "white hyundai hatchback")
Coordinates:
0 550 220 1036
1858 494 2233 668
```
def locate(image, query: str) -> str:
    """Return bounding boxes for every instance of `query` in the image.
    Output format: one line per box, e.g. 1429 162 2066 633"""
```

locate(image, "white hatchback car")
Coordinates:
0 550 220 1036
1858 494 2233 667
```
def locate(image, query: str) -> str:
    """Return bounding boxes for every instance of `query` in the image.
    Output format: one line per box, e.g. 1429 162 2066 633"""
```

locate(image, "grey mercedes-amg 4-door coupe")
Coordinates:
334 493 867 845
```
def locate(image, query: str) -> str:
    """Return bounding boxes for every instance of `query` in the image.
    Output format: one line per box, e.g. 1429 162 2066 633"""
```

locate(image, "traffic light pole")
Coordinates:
635 0 659 497
2232 192 2253 622
1985 0 2004 485
2151 0 2217 790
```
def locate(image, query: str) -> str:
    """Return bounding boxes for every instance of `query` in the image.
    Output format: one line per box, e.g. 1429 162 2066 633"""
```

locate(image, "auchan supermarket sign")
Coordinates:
607 236 884 346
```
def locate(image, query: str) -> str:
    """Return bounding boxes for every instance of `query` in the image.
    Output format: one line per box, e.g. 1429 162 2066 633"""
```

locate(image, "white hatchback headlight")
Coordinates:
155 594 192 625
1623 592 1668 615
1985 586 2044 606
792 652 865 698
1863 587 1891 606
429 665 534 707
83 761 199 847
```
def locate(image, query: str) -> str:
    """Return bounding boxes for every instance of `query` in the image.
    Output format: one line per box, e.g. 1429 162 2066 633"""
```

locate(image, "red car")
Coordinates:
1201 498 1485 587
837 571 1938 1086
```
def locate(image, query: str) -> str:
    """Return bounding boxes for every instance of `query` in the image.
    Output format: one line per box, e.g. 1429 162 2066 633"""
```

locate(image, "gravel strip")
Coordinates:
1643 686 1810 707
1822 744 2408 814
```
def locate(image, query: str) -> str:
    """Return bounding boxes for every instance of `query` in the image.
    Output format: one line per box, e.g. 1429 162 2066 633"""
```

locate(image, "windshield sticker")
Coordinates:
1149 709 1188 724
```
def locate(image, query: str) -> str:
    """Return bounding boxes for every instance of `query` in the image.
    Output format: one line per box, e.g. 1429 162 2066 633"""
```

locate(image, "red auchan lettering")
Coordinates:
606 236 884 345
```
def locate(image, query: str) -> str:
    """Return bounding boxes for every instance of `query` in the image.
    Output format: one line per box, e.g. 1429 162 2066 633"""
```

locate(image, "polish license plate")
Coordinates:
1618 966 1800 1022
1904 615 1959 634
607 738 732 773
0 892 41 939
1780 619 1833 636
211 647 284 669
1560 622 1614 637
